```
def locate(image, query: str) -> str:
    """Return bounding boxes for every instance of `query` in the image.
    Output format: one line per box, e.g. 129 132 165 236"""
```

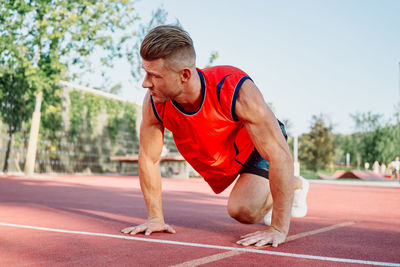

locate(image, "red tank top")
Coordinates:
151 65 255 193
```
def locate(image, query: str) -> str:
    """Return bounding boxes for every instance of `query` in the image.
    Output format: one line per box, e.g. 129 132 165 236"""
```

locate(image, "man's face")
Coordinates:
142 58 182 103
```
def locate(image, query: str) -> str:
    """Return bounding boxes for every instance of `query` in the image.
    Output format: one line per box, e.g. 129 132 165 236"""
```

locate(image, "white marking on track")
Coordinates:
0 222 398 267
171 221 356 267
286 221 355 241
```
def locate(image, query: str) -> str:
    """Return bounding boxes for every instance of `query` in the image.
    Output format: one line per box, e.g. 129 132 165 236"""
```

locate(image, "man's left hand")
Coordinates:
236 227 286 248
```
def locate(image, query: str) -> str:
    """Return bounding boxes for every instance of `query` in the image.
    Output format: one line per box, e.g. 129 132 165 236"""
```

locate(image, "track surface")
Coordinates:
0 174 399 266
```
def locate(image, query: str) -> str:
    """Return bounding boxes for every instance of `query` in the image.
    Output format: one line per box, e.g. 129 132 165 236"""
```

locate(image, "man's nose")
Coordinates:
142 75 152 88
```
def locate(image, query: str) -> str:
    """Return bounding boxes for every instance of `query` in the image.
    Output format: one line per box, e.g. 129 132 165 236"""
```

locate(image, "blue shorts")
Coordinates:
240 120 288 179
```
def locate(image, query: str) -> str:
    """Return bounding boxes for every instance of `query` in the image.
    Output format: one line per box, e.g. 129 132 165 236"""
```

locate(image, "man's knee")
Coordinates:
227 202 262 224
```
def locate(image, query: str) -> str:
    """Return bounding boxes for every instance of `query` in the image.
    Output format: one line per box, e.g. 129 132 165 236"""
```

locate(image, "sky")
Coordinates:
77 0 400 136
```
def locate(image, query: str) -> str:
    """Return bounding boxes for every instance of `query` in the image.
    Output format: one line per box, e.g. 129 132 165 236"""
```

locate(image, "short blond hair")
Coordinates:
140 25 196 70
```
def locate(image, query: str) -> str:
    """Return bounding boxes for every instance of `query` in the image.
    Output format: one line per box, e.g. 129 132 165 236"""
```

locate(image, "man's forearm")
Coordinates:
269 160 294 235
139 159 164 221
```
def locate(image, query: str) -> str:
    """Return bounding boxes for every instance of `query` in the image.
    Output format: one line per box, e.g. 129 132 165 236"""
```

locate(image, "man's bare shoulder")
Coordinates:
236 80 271 123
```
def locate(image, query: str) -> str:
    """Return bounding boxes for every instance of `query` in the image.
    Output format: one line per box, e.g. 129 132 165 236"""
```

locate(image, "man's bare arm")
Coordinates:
235 80 294 242
121 92 175 235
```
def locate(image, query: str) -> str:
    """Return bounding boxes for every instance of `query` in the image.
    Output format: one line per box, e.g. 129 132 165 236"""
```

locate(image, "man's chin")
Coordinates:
152 96 168 103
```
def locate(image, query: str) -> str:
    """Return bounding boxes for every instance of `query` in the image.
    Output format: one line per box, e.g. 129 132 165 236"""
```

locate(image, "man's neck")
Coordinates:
173 70 202 113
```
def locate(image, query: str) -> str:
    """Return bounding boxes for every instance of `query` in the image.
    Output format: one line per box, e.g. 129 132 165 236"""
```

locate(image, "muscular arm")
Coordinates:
121 92 175 235
139 92 165 222
235 80 294 235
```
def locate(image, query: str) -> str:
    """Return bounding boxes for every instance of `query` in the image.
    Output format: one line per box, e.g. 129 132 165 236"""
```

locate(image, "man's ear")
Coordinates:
179 68 192 83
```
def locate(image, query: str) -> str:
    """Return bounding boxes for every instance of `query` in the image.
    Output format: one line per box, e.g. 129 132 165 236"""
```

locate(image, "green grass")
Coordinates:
300 166 360 180
299 169 321 180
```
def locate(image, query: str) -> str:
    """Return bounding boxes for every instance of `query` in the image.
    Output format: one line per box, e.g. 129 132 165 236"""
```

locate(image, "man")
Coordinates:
121 25 309 247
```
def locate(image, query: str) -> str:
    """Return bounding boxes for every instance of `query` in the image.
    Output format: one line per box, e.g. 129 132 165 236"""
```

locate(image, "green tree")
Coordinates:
0 67 36 171
350 111 398 165
1 0 140 79
0 0 142 171
333 133 360 168
377 124 398 164
299 114 334 172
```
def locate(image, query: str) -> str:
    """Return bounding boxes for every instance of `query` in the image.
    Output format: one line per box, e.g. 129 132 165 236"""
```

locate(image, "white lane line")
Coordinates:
170 250 243 267
286 221 356 241
0 222 398 267
171 221 356 267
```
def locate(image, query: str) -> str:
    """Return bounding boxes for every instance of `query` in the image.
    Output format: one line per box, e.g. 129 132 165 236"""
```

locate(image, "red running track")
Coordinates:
0 174 399 266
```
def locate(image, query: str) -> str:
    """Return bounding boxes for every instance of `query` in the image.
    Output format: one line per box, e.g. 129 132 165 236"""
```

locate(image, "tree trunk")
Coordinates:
3 129 12 172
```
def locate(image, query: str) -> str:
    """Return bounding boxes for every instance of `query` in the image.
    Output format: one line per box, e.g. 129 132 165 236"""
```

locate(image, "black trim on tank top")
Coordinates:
233 142 244 166
171 70 206 116
216 74 231 105
231 76 253 121
150 95 163 123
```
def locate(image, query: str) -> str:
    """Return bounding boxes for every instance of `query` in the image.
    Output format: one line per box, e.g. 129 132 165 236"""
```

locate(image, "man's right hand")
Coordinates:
121 219 176 236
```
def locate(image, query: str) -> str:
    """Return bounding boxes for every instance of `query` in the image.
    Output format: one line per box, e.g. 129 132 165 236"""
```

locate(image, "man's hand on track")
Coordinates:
236 227 286 248
121 219 176 236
